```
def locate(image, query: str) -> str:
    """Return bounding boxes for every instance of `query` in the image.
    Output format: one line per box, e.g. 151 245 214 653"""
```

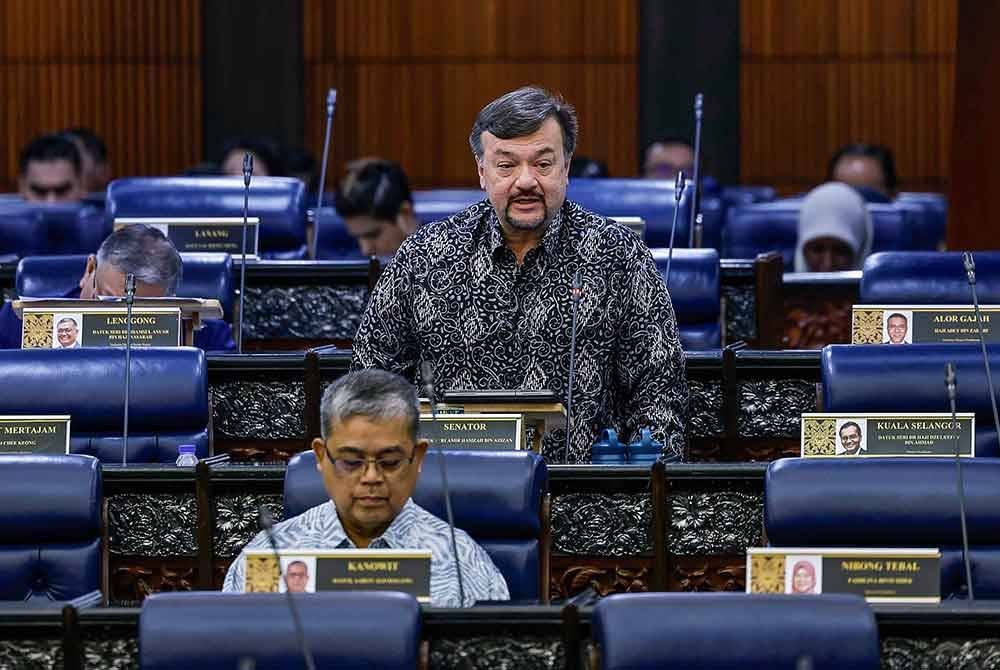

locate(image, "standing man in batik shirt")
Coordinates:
353 86 688 462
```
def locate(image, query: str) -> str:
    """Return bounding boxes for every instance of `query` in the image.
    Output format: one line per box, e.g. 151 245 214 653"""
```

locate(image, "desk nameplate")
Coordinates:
420 413 523 451
801 412 975 457
0 415 70 455
115 217 260 257
852 304 1000 344
21 307 182 349
747 548 941 603
244 549 431 603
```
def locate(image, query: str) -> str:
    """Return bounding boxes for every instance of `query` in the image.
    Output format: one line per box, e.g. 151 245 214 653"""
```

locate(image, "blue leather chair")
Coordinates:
0 348 209 462
312 206 362 260
412 189 485 224
860 251 1000 305
722 200 917 265
567 178 694 249
649 248 720 349
591 592 880 670
0 202 110 258
139 591 421 670
766 457 1000 599
0 454 103 605
898 192 947 250
822 344 1000 457
284 449 549 601
15 253 235 320
106 177 309 259
0 206 49 258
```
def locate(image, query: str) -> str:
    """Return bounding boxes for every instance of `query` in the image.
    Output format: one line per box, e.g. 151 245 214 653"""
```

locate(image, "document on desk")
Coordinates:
801 412 975 458
243 548 431 602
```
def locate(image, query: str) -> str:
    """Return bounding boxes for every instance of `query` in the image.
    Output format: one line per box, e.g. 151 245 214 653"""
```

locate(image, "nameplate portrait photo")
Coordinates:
0 415 70 455
419 413 524 451
243 549 432 603
115 217 260 257
801 413 975 457
21 307 182 349
852 304 1000 344
747 548 941 603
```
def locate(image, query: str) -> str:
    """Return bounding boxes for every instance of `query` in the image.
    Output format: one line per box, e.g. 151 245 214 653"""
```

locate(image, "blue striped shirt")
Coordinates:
223 499 509 607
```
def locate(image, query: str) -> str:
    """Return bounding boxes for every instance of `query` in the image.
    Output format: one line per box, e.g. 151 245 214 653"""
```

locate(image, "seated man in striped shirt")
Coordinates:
223 369 509 607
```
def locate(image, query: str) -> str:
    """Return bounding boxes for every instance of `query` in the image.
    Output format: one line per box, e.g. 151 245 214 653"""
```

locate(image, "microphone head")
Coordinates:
571 270 583 300
258 505 274 531
945 362 957 396
420 360 435 398
963 251 976 284
694 92 704 117
326 88 338 116
673 170 685 201
242 152 254 186
124 273 136 295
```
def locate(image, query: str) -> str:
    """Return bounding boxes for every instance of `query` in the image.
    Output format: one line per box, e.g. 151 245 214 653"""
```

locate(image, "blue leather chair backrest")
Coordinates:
822 343 1000 456
106 177 309 259
591 592 880 670
139 591 421 670
649 248 720 349
860 252 1000 304
723 200 915 264
0 454 102 604
567 178 693 248
766 457 1000 598
0 207 50 258
0 348 208 463
312 206 363 259
284 449 548 601
412 189 485 224
0 202 110 257
16 254 235 320
898 192 947 249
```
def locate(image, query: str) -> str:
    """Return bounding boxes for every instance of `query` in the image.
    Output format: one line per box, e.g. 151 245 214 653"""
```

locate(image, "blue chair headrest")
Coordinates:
412 190 485 224
177 253 234 321
567 178 693 248
0 203 109 258
0 207 49 257
139 591 421 670
861 251 1000 304
284 450 546 536
592 593 880 670
0 454 101 544
649 248 720 322
312 206 363 259
106 177 308 259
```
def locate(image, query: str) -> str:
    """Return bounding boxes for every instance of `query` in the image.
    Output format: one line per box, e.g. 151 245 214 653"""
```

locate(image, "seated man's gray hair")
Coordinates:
469 85 578 161
320 369 420 441
97 224 183 294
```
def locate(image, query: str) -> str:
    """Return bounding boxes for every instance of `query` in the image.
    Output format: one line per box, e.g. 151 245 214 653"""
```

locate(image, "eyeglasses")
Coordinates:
323 445 415 478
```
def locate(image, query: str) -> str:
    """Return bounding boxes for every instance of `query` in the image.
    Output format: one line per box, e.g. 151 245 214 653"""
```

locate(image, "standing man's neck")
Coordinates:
501 222 547 265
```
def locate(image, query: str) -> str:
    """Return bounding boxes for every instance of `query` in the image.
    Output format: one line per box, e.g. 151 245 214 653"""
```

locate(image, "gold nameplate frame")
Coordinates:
852 304 1000 344
22 307 182 349
0 415 71 455
747 547 941 603
801 412 975 457
115 217 260 257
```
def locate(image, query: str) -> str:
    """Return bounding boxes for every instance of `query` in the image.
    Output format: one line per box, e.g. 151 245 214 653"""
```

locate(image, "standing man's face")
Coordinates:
887 316 908 344
18 160 86 203
284 562 309 593
56 320 79 347
477 117 570 235
840 425 862 455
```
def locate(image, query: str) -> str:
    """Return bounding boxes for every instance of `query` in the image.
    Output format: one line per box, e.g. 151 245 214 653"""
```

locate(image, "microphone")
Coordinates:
312 88 338 258
420 361 466 606
686 92 704 248
963 251 1000 442
237 153 253 353
664 171 685 290
945 362 975 600
258 506 317 670
563 270 583 463
122 273 136 466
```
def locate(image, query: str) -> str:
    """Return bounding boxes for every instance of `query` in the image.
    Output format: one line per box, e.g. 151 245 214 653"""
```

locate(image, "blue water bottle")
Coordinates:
626 428 662 464
175 444 198 467
591 428 627 464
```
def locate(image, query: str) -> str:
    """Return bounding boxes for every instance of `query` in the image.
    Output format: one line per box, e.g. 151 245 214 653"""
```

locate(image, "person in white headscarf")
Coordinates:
794 182 873 272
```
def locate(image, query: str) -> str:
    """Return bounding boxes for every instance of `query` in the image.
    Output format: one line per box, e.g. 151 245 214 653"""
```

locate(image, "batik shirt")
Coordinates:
223 499 509 607
352 199 688 462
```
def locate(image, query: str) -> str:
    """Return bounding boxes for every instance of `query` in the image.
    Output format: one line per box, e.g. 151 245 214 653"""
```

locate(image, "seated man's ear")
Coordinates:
78 255 98 298
413 439 430 472
311 437 326 471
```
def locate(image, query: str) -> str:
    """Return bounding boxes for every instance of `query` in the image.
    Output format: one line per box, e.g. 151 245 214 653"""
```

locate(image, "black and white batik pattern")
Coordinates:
352 199 688 463
223 500 509 607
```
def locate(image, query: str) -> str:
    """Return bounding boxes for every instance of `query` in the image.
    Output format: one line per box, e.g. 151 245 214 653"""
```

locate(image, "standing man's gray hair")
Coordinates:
97 224 183 294
320 369 420 441
469 86 578 161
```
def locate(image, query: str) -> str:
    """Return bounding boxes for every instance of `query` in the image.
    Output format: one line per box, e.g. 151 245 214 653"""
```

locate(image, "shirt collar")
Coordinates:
327 498 418 549
486 200 567 261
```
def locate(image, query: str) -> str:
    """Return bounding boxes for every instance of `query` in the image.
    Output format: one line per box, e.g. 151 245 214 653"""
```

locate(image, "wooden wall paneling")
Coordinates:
0 0 202 192
303 0 638 188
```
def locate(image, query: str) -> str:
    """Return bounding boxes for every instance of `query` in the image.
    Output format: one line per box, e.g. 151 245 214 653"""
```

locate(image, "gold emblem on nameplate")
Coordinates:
22 312 54 349
749 554 785 593
852 309 883 344
245 554 280 592
802 417 837 456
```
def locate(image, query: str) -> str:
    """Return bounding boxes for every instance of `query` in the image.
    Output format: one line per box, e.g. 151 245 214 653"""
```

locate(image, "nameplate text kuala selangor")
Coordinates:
242 549 432 603
851 304 1000 344
419 413 524 451
0 415 71 455
747 548 940 603
801 412 975 458
21 308 181 349
114 217 260 257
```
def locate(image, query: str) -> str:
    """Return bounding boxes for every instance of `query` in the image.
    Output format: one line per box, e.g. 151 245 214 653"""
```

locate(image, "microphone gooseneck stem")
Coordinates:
122 273 135 466
665 171 685 290
238 153 253 353
687 93 704 248
563 271 582 464
259 507 317 670
965 252 1000 441
946 363 975 600
313 88 338 257
421 362 465 606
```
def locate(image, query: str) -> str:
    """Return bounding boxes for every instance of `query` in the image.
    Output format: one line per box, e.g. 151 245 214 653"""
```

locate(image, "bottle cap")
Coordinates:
178 444 197 454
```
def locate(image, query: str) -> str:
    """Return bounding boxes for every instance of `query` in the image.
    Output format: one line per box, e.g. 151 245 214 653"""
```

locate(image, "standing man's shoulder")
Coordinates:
565 200 656 265
390 199 494 265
